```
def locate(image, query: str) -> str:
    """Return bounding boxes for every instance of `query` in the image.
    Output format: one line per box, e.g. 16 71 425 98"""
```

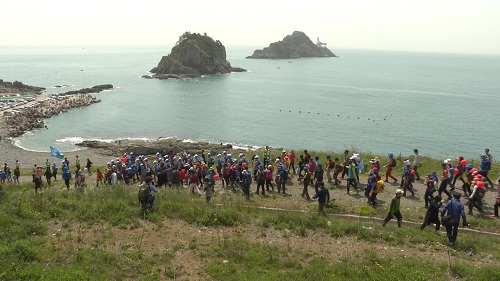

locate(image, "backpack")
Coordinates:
257 170 265 182
476 187 486 199
390 158 396 167
138 184 150 202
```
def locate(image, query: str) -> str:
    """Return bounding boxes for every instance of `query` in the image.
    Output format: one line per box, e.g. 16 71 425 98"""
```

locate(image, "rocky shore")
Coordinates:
0 83 113 137
76 138 240 157
2 95 100 137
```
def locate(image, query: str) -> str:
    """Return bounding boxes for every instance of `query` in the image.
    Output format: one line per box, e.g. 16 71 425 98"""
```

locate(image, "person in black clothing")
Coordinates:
312 182 330 217
156 167 168 187
44 167 52 186
33 174 42 193
86 159 93 176
314 164 324 194
421 195 443 233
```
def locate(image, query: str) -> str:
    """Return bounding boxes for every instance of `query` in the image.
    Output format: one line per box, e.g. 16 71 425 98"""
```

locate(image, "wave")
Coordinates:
12 139 82 153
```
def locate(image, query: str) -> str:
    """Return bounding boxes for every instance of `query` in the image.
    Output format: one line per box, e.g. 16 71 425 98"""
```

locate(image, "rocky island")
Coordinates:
145 32 246 80
246 31 337 59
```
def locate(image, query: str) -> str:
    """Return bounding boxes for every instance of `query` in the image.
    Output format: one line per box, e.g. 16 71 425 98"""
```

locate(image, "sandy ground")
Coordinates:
0 124 112 169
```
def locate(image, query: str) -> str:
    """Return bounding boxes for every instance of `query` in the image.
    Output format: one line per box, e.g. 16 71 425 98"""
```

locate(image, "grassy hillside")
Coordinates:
0 176 499 280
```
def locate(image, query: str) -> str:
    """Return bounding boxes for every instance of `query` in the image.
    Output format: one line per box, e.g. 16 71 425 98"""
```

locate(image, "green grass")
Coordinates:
0 179 499 280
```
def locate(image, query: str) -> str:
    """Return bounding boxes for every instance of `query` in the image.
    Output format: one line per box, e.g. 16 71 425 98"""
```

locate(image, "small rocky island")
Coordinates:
246 31 337 59
145 32 246 80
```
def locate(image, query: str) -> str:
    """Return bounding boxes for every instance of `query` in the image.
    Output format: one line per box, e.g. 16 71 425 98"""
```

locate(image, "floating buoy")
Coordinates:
317 112 320 115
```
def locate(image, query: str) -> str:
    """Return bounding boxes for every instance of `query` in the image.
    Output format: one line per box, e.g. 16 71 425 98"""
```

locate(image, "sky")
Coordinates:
1 0 500 55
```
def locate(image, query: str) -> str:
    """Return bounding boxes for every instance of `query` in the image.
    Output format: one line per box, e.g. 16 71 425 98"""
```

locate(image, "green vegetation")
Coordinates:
0 176 499 280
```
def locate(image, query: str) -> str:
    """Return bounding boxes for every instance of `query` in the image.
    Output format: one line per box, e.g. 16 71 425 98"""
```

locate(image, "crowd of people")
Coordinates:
4 146 499 246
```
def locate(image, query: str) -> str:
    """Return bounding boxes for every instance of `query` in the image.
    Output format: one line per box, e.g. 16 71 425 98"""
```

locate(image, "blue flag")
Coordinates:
50 146 64 159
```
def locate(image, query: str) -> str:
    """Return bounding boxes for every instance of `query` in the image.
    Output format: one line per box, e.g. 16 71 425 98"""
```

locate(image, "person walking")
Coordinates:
412 149 422 180
302 167 312 199
86 159 93 176
440 193 467 246
491 191 500 219
312 182 330 217
384 153 398 183
421 195 443 233
188 168 202 195
438 163 452 200
382 189 404 227
479 153 494 186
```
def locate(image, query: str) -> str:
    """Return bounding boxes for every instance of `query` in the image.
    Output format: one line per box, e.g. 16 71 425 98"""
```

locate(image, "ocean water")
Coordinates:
0 46 499 159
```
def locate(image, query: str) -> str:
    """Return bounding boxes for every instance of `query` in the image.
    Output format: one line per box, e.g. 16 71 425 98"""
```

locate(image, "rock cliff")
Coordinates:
147 32 246 79
246 31 337 59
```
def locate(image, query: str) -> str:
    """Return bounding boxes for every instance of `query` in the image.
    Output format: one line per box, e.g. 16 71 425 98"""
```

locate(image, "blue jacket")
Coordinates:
441 199 466 224
479 159 491 173
62 169 72 180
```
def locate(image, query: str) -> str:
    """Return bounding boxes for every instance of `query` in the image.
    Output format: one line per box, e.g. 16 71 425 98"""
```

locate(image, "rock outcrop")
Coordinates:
56 84 114 96
76 139 234 156
0 79 45 95
146 32 246 79
246 31 337 59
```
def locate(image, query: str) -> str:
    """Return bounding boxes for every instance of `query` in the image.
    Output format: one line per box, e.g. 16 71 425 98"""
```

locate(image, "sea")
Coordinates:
1 46 499 160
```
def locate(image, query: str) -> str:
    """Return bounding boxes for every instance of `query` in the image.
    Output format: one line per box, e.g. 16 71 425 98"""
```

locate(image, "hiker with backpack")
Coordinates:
370 177 384 207
255 165 266 195
62 167 72 190
332 157 343 185
441 193 467 246
326 156 334 182
312 182 330 217
468 179 486 215
438 162 453 200
138 176 158 210
33 174 42 194
44 166 52 186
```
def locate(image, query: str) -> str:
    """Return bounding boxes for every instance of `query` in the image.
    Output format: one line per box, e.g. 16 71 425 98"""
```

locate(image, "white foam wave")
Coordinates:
13 139 48 152
56 137 85 144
